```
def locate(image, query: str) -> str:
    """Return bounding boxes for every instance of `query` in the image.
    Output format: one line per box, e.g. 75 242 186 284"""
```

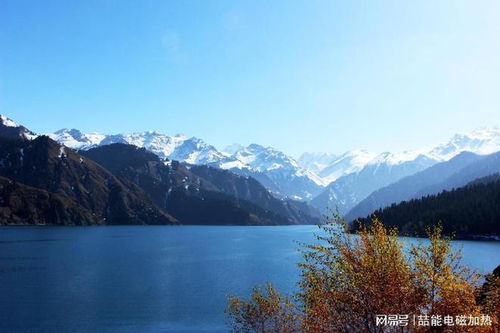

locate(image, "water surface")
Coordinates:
0 226 498 332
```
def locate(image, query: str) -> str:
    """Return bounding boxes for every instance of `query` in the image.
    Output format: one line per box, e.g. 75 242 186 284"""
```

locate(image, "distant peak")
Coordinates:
53 128 87 135
245 144 285 156
468 126 500 138
342 149 374 157
247 143 266 150
223 143 244 154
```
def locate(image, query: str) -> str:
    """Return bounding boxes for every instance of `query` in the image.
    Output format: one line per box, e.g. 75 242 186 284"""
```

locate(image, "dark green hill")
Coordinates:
350 175 500 239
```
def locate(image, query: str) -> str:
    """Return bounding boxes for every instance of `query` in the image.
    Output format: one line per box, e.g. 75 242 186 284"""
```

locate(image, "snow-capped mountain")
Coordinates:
299 149 441 185
47 128 324 200
300 149 425 186
48 128 232 165
317 150 377 184
310 127 500 214
45 125 500 206
297 152 339 174
299 127 500 185
47 128 105 150
345 151 500 221
102 132 232 165
311 153 437 215
356 127 500 168
231 144 310 175
223 143 245 155
222 144 325 200
0 115 37 140
427 126 500 160
8 111 498 220
299 150 379 185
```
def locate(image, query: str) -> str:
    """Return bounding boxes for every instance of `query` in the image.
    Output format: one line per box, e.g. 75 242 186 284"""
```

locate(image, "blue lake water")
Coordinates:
0 226 499 332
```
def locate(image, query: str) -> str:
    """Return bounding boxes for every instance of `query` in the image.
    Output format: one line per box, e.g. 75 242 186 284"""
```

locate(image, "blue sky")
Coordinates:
1 0 499 156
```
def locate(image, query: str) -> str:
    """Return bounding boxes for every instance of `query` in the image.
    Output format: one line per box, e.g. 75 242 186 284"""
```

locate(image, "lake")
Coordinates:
0 226 499 332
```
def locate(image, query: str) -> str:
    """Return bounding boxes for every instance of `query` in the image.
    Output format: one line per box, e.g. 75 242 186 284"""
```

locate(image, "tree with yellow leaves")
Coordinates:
226 214 498 332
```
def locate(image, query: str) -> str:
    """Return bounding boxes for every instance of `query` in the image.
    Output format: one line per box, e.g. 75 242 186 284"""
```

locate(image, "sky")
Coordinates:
1 0 499 157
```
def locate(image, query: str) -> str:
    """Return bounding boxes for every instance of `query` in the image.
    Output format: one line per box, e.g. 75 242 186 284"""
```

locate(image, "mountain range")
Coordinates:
81 144 320 225
1 114 500 228
48 129 324 200
0 115 319 225
346 151 500 221
310 127 500 214
47 126 500 209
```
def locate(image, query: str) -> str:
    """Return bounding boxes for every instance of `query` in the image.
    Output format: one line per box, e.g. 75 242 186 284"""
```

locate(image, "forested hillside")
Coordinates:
351 175 500 238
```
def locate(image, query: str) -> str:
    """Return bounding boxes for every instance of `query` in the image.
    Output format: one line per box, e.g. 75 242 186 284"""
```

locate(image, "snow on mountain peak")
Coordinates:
362 126 500 167
167 136 232 165
298 152 338 173
47 128 105 150
299 149 378 184
230 143 301 172
300 126 500 186
469 126 500 138
223 143 245 155
427 126 500 160
43 122 500 198
367 150 428 166
0 115 19 128
0 114 38 140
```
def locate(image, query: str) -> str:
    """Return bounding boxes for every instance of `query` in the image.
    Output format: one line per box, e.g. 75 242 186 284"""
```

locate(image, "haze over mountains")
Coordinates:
1 114 499 229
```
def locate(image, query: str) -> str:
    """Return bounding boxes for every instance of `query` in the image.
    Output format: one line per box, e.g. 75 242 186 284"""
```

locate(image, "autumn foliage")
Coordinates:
226 215 499 332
